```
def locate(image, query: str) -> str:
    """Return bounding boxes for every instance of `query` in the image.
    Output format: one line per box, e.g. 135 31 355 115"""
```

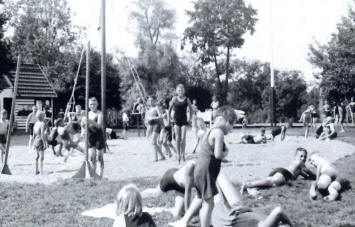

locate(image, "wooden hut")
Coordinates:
0 64 57 130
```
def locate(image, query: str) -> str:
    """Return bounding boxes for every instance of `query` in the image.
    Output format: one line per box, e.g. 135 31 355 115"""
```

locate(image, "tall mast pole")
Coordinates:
101 0 107 146
270 0 275 127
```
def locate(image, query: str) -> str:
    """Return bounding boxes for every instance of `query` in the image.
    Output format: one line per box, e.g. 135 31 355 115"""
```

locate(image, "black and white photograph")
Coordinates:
0 0 354 226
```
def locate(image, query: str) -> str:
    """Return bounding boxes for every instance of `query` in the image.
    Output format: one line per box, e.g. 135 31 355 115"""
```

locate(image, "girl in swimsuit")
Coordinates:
168 84 193 163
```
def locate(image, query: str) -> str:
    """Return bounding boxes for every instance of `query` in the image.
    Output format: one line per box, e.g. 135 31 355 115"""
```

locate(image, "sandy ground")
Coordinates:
0 129 354 185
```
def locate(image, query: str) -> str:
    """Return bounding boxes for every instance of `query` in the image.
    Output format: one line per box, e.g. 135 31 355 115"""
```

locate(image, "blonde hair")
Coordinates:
116 184 143 218
196 118 206 130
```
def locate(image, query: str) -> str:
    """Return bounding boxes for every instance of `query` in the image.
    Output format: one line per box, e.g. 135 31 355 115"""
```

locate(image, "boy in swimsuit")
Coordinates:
142 160 196 218
147 97 166 162
299 105 313 138
210 95 219 124
33 111 48 175
168 84 193 163
270 125 287 141
86 97 105 178
26 105 38 151
237 128 267 144
170 106 236 227
241 147 315 194
0 110 9 162
308 153 348 201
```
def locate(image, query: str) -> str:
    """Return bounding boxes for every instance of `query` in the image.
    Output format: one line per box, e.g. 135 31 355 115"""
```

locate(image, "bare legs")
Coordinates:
174 125 187 163
89 148 104 178
151 132 165 162
35 149 44 175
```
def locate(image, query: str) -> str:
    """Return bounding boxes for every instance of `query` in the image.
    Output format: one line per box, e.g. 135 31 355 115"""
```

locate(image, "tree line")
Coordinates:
0 0 353 123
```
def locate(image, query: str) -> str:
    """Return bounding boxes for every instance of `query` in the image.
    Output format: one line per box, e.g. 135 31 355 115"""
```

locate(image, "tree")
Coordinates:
0 0 13 77
308 2 355 103
4 0 82 88
183 0 257 104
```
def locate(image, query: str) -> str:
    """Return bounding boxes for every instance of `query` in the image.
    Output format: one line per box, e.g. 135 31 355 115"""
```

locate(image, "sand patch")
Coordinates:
0 131 354 185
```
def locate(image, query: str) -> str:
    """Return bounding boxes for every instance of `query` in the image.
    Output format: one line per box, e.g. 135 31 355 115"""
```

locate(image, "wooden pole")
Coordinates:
72 41 98 179
270 0 275 127
1 55 21 174
101 0 107 149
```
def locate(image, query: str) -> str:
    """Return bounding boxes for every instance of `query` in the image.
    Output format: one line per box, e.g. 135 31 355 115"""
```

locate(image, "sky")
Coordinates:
68 0 352 82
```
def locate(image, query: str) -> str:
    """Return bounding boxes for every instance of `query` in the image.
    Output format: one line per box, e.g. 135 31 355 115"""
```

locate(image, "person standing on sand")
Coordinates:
26 105 38 152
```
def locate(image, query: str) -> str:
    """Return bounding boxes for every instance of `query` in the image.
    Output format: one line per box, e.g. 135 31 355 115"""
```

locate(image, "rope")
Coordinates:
64 47 86 119
125 57 147 105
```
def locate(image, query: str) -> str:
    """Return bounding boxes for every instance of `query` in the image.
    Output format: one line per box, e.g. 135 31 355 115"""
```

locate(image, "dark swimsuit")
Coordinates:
243 135 255 144
88 114 105 150
159 168 185 194
269 168 293 181
173 98 188 127
124 212 156 227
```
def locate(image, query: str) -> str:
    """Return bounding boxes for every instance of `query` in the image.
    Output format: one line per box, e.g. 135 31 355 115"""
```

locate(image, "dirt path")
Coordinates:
0 130 354 184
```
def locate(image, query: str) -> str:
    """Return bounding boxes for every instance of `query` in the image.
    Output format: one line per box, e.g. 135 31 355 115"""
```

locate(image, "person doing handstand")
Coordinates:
237 128 267 144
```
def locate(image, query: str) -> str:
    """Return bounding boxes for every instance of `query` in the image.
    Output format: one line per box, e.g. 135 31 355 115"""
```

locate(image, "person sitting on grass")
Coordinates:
233 128 267 144
114 184 156 227
308 152 350 201
240 147 315 194
169 106 236 227
270 124 287 141
0 110 9 162
317 117 337 140
33 111 48 175
141 160 195 218
212 174 294 227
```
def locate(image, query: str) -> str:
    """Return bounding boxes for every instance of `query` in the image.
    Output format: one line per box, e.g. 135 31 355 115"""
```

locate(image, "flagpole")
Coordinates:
101 0 107 149
270 0 275 127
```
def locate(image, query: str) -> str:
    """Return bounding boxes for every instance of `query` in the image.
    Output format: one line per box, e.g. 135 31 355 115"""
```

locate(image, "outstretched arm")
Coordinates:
168 97 175 123
187 98 193 123
184 165 194 212
300 165 316 180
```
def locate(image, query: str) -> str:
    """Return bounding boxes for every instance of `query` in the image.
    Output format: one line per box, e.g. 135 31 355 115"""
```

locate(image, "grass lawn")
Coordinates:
0 127 355 226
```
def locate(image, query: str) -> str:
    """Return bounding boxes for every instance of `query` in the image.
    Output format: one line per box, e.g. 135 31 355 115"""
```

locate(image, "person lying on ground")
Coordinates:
308 152 350 201
169 173 294 227
240 147 315 194
270 125 287 141
114 184 156 227
141 160 195 218
231 128 267 144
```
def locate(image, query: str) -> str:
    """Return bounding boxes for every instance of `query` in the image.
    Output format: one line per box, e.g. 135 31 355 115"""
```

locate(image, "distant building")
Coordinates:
0 64 57 130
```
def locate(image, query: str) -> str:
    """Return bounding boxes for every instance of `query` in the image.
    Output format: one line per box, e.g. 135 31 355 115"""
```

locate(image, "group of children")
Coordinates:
110 100 351 226
24 97 105 177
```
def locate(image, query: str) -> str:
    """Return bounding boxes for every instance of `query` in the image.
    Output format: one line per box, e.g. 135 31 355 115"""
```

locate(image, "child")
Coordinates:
308 153 348 201
114 184 156 227
148 97 166 162
33 111 48 175
210 95 219 124
47 119 63 156
0 110 9 162
159 100 175 158
122 110 129 139
299 105 313 138
168 84 193 163
317 117 337 140
142 160 196 218
170 106 236 227
190 99 199 138
241 147 315 193
87 97 105 178
270 125 287 141
237 128 267 144
26 105 38 151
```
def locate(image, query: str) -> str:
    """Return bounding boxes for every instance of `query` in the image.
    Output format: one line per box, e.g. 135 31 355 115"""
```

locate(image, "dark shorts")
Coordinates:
329 132 338 139
59 130 71 141
72 123 81 133
269 168 293 181
28 123 35 135
243 135 255 144
160 168 185 194
123 122 129 130
88 128 105 150
174 116 188 127
311 112 319 118
271 127 282 137
324 111 332 117
0 134 6 144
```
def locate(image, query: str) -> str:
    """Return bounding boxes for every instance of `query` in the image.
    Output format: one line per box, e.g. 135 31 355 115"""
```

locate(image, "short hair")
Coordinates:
295 147 308 159
216 106 237 124
260 127 265 134
36 111 45 119
75 104 82 109
116 184 142 218
176 83 185 91
89 97 98 103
